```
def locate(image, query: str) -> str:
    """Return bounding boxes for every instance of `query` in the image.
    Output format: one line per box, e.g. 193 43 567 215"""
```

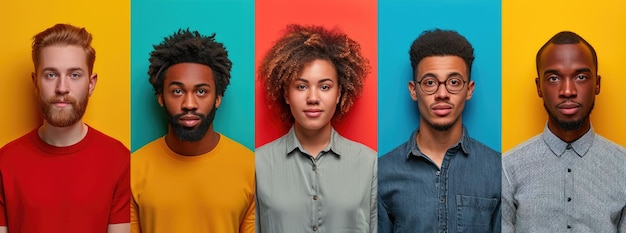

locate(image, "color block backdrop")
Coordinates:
254 0 379 151
378 0 503 155
2 0 131 148
130 0 255 151
502 0 626 151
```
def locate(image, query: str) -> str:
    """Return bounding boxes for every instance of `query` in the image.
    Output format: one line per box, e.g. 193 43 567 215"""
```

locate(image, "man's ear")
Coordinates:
595 75 601 95
408 80 418 101
535 77 542 97
157 93 164 107
88 73 98 96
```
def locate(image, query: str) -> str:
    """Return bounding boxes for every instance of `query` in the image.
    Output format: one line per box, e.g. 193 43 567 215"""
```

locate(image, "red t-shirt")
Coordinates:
0 126 130 233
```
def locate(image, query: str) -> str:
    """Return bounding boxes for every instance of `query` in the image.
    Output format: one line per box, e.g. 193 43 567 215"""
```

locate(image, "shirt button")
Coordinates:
439 198 445 203
313 165 317 171
567 168 571 172
312 226 318 231
566 144 572 149
567 225 571 229
313 195 318 200
567 197 572 202
435 171 440 176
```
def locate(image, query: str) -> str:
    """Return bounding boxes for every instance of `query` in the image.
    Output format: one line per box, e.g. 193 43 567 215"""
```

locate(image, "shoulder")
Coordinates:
503 134 543 161
466 136 501 158
378 138 412 166
131 136 164 162
334 134 377 159
592 134 626 156
255 134 288 156
88 127 128 152
218 134 254 157
0 129 36 158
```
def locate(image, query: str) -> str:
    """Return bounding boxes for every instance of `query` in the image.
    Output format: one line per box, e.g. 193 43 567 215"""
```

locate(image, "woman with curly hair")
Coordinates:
255 24 377 233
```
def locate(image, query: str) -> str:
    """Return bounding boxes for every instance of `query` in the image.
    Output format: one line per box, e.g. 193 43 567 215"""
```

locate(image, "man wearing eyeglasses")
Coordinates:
377 29 501 233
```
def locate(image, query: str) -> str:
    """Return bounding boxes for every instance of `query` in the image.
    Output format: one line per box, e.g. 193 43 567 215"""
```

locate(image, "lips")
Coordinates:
178 114 201 127
431 104 453 116
303 109 322 118
557 102 581 115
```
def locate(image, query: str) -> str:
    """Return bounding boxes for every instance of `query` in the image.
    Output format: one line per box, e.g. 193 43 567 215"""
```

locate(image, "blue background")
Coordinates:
130 0 255 152
378 0 502 155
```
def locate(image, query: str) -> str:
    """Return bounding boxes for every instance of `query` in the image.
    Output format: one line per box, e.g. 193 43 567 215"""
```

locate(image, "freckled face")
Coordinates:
286 59 340 132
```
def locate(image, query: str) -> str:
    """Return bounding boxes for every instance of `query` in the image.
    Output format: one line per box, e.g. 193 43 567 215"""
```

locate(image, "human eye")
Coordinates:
547 76 560 82
196 89 207 95
70 72 82 79
575 74 588 81
296 84 307 90
44 72 57 79
447 78 462 87
172 89 183 95
320 84 331 91
422 78 437 86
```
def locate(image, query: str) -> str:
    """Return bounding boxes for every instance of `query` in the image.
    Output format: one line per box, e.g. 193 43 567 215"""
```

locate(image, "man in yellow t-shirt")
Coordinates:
131 29 255 233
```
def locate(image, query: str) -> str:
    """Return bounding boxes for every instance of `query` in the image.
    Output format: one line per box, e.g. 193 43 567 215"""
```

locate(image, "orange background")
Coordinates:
254 0 378 150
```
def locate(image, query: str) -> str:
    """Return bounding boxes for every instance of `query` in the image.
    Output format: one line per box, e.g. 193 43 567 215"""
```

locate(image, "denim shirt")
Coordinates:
378 126 501 233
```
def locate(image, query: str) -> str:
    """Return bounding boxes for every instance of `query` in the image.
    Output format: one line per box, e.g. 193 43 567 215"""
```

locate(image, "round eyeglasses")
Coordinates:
416 77 467 95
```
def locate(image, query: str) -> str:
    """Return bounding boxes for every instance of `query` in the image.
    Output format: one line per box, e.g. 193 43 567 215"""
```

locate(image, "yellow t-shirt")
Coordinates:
131 134 255 233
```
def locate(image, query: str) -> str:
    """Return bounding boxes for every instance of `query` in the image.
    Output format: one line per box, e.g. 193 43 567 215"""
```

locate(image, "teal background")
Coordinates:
378 0 502 155
130 0 255 152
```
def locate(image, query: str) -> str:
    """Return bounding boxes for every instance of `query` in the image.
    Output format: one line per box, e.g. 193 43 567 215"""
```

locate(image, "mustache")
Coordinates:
47 95 77 104
556 101 582 108
173 111 206 119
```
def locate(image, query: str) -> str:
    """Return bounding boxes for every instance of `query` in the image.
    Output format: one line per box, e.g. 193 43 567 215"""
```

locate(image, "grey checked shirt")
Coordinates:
255 126 377 233
503 125 626 233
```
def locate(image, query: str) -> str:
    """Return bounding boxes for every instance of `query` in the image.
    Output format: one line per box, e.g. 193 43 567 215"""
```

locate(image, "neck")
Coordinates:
293 123 332 158
165 125 220 156
547 119 591 143
416 118 463 167
38 120 88 147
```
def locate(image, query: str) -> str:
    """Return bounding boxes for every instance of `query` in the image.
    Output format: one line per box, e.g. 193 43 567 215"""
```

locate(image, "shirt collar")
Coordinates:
284 126 342 157
405 125 471 159
541 124 595 157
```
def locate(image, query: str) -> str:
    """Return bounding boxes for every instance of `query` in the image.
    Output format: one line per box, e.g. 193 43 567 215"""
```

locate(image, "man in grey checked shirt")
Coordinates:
502 31 626 232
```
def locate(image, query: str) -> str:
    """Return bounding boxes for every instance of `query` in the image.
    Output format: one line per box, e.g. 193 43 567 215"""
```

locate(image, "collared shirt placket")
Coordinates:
437 149 455 233
563 144 575 231
309 153 322 232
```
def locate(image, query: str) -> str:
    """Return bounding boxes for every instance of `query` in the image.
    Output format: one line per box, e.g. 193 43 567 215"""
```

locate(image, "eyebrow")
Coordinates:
294 77 335 83
168 81 211 89
41 67 85 73
420 72 464 79
543 67 592 76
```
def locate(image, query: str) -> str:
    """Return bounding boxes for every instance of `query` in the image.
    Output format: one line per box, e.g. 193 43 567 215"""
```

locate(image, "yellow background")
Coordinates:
1 0 130 147
503 0 626 152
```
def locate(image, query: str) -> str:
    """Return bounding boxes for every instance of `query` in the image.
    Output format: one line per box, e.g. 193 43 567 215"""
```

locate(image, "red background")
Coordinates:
255 0 378 151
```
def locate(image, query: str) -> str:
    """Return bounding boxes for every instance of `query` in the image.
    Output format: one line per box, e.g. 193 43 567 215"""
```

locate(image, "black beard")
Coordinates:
164 104 217 141
544 102 593 131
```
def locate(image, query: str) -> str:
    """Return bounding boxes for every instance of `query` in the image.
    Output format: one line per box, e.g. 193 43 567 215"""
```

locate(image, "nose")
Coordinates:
55 76 69 95
306 89 320 105
434 82 450 100
559 78 577 98
182 93 198 111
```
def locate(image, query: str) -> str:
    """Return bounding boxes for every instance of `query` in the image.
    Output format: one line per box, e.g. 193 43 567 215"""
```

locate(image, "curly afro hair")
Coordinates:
409 29 475 80
148 29 232 96
258 24 370 122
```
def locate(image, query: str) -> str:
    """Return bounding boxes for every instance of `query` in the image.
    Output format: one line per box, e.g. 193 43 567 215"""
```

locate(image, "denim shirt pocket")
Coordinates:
455 195 498 233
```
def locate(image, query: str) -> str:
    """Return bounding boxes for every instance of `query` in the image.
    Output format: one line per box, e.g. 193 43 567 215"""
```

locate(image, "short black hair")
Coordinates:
536 31 598 76
409 29 475 80
148 29 232 96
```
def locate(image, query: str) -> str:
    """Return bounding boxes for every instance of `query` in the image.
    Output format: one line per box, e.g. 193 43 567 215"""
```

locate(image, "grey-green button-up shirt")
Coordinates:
256 126 377 233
